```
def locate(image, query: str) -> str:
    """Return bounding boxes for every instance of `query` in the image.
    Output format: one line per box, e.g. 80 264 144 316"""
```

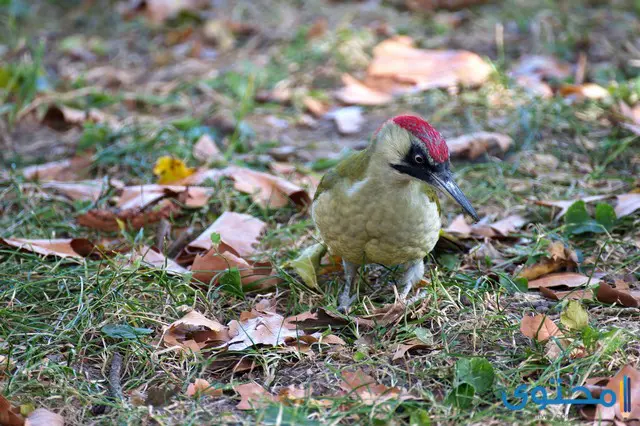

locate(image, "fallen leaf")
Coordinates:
227 310 303 351
163 310 229 352
22 156 92 182
35 180 118 202
520 314 562 342
340 369 418 405
510 55 572 81
289 243 327 290
121 0 207 24
153 156 195 184
328 106 364 135
451 215 527 239
192 134 221 163
186 379 223 398
24 408 64 426
447 132 513 160
181 212 266 260
306 17 327 39
117 185 212 210
303 96 329 118
0 238 95 259
392 339 431 360
234 382 276 410
190 249 278 290
444 214 473 236
42 104 114 131
129 246 188 274
77 201 179 232
0 394 24 426
594 364 640 423
558 83 609 102
518 241 578 281
404 0 489 11
224 166 311 209
596 282 640 308
335 74 393 106
534 195 609 220
336 36 491 105
528 272 600 290
615 193 640 218
539 287 594 301
487 215 527 236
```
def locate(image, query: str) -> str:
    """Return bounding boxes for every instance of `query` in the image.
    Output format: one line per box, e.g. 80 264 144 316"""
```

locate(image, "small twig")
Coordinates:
109 351 124 401
155 219 171 251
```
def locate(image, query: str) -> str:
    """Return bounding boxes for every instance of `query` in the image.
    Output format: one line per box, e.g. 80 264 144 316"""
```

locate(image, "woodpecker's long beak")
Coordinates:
431 170 479 222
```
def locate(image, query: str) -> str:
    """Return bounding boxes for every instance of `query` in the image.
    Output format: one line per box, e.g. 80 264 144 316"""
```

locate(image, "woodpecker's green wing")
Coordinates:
313 150 370 201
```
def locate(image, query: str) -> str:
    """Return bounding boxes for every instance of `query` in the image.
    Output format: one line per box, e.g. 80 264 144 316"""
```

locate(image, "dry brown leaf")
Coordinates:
192 134 221 163
0 394 24 426
42 104 115 131
534 195 609 220
117 185 213 210
329 107 364 135
130 246 188 274
510 55 572 81
520 314 562 342
340 370 418 405
449 215 526 239
190 249 278 290
447 132 513 160
487 215 527 236
37 180 119 202
539 287 594 301
528 272 600 290
22 156 92 182
163 310 229 352
392 339 431 360
518 241 578 281
307 17 327 39
594 364 640 423
596 282 640 308
186 378 223 398
615 193 640 218
227 310 303 351
24 408 64 426
0 238 95 259
182 212 266 258
335 74 393 106
444 214 473 236
303 96 329 118
121 0 207 24
225 166 311 209
235 382 276 410
558 83 609 102
77 201 180 231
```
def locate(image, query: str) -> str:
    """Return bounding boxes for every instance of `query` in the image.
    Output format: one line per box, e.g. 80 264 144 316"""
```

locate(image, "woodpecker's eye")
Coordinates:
414 154 425 164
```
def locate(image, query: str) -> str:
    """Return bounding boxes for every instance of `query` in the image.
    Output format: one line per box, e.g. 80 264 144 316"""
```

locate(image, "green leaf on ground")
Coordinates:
219 267 244 298
289 243 327 290
454 357 495 394
560 300 589 331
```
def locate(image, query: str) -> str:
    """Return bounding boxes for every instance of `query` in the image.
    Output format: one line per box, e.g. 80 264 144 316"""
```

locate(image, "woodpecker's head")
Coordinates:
372 115 479 221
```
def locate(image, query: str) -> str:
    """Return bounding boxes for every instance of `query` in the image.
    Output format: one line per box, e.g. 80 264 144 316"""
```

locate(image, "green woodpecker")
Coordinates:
312 115 478 311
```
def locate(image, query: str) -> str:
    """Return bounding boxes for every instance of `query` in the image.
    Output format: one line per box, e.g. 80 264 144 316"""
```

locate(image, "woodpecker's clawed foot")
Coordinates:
399 259 425 300
337 293 357 313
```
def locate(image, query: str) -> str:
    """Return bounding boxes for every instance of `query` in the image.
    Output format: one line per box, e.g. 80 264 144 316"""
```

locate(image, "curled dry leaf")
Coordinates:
303 96 329 118
0 238 95 259
234 382 276 410
77 200 180 232
163 310 229 352
182 212 266 259
0 394 24 426
227 309 304 351
121 0 208 24
328 106 364 135
38 180 119 202
518 241 578 281
539 287 594 301
42 104 115 131
336 36 491 105
444 214 473 236
340 369 418 405
289 243 327 290
392 339 431 361
596 282 640 308
447 132 513 160
534 195 609 220
129 246 188 275
22 156 92 182
190 249 278 290
186 379 223 398
528 272 600 290
117 185 213 210
558 83 609 102
192 134 221 163
594 364 640 423
24 408 64 426
445 214 526 238
520 314 562 342
509 55 572 98
615 193 640 218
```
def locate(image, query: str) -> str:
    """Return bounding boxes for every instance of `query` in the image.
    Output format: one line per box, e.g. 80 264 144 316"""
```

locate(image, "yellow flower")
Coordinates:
153 156 195 184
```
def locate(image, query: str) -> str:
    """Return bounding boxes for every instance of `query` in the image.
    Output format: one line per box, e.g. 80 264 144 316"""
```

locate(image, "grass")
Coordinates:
1 0 640 424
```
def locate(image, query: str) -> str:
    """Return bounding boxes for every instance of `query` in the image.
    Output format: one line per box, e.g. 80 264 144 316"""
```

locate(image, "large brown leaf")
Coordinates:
520 314 562 342
0 238 95 259
528 273 600 290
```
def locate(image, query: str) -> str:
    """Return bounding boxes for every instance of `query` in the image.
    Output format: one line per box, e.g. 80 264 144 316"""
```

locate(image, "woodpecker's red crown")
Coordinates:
392 115 449 164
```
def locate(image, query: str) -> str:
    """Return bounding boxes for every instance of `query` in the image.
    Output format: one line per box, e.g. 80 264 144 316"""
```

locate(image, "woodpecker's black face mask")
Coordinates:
391 143 479 222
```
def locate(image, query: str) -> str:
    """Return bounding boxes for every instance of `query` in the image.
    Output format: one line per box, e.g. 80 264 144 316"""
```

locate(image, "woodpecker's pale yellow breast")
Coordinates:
312 173 441 266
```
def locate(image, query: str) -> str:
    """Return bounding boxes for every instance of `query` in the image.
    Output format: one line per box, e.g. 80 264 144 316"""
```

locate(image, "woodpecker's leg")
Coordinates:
399 259 425 300
338 260 359 313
